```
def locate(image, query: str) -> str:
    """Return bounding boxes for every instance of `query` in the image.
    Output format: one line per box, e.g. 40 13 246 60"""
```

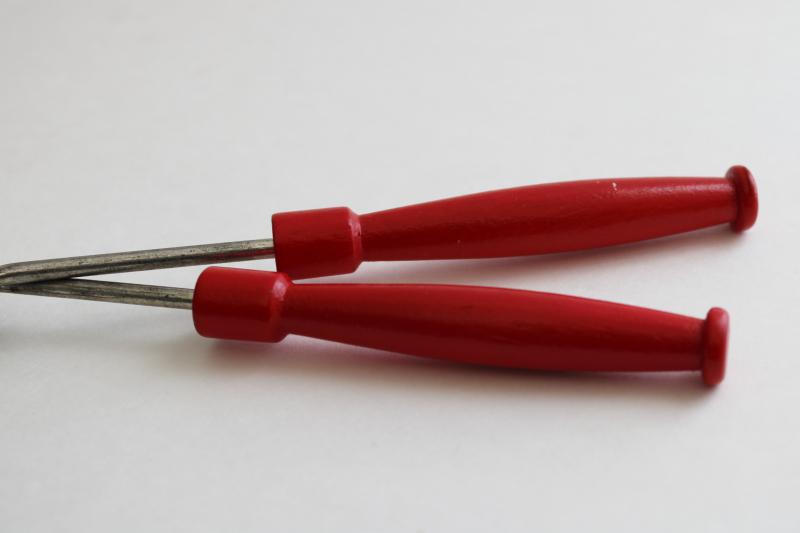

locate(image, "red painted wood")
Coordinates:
192 267 728 385
271 166 757 279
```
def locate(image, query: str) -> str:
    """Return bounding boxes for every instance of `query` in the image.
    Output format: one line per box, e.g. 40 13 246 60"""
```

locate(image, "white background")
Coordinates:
1 1 798 531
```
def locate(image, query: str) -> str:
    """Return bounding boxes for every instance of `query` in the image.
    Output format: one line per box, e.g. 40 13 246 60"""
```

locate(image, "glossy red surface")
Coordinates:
702 307 729 386
726 165 758 232
270 166 757 279
272 207 362 280
193 267 728 385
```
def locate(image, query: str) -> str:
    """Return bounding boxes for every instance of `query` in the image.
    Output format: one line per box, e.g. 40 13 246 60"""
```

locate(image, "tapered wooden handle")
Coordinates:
270 165 757 279
192 267 729 385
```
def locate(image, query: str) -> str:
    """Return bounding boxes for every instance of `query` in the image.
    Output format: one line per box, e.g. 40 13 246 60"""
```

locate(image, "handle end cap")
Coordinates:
702 307 729 386
727 165 758 232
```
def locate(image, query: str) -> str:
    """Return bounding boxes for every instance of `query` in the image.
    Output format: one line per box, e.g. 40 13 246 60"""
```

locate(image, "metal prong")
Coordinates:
0 279 194 309
0 238 274 286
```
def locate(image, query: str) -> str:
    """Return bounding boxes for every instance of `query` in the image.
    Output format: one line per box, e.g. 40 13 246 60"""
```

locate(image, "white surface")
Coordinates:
1 1 799 531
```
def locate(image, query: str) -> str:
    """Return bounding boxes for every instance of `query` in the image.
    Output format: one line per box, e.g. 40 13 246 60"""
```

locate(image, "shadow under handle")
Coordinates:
271 165 757 279
192 267 729 386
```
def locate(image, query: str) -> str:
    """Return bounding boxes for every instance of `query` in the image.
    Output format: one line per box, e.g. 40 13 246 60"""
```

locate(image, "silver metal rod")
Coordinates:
0 279 194 309
0 238 274 286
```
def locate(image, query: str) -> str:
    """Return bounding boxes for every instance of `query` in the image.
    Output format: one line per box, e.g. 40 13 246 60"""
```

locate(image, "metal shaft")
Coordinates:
0 238 274 286
0 279 194 309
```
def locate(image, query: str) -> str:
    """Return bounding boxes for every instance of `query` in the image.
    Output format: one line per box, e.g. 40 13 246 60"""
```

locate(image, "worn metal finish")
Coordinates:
0 279 194 309
0 239 274 286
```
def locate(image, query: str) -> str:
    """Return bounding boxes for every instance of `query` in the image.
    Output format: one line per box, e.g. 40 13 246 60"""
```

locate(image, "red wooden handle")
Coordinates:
192 267 729 385
271 165 757 279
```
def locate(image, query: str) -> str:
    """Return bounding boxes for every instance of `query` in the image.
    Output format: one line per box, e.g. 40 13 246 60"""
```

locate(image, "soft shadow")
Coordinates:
1 305 714 405
157 335 715 407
